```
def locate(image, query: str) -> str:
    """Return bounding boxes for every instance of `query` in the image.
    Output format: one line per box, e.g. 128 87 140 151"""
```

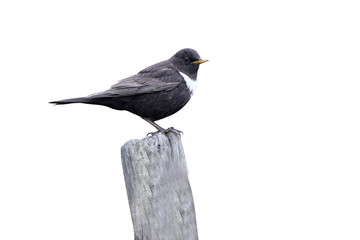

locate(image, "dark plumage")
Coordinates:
50 48 208 134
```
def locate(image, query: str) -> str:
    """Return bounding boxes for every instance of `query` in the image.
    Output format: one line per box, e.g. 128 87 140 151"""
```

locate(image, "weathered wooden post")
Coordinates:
121 132 198 240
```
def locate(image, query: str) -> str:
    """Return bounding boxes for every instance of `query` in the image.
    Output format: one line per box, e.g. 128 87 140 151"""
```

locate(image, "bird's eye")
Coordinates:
185 57 190 62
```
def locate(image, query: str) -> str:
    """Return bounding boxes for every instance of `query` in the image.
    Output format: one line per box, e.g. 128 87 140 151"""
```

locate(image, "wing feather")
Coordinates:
88 64 181 98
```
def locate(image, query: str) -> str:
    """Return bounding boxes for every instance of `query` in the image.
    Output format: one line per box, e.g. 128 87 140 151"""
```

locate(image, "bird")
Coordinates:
50 48 208 134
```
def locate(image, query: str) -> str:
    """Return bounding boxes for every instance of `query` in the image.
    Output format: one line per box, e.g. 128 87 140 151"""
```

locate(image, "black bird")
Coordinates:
50 48 208 134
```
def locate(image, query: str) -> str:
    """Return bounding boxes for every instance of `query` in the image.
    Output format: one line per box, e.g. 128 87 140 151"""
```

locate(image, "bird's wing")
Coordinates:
89 65 182 98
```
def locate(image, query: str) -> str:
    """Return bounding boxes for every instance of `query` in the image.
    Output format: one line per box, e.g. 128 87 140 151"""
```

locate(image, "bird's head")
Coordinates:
170 48 208 80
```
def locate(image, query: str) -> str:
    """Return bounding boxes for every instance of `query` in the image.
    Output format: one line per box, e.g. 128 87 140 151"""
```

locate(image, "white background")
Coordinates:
1 0 360 239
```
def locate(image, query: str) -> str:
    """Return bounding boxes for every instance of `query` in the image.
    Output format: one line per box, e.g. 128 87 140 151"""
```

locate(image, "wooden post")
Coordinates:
121 132 198 240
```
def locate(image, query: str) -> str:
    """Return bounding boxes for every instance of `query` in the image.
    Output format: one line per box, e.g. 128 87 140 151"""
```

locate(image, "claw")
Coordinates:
147 130 164 136
142 118 183 136
166 127 183 136
146 127 183 137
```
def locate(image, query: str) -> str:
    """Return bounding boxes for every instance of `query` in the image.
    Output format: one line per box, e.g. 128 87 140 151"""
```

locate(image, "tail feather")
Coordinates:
49 97 89 105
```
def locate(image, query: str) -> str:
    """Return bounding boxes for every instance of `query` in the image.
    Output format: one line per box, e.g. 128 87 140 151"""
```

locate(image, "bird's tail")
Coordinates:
49 97 90 105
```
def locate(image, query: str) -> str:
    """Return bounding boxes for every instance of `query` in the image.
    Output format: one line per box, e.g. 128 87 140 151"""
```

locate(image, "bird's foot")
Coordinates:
147 127 183 136
147 130 160 136
166 127 183 136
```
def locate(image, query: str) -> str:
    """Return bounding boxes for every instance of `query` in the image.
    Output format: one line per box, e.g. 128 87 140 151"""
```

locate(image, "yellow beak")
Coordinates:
191 59 209 65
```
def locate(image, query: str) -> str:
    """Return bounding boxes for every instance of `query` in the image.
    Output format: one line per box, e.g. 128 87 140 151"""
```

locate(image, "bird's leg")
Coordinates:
141 118 183 136
142 117 166 135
